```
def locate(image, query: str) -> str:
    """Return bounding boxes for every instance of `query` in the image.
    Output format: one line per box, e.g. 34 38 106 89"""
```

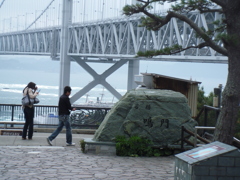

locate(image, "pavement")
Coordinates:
0 132 175 180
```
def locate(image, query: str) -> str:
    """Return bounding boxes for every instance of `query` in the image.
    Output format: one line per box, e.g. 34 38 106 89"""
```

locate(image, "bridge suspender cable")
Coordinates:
25 0 55 30
0 0 6 8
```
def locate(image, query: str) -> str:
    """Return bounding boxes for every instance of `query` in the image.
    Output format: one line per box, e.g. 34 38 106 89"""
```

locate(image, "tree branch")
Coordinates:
166 43 208 55
124 0 228 56
167 11 227 56
179 42 209 54
137 42 210 57
211 0 226 7
139 9 228 56
198 8 223 14
137 0 149 3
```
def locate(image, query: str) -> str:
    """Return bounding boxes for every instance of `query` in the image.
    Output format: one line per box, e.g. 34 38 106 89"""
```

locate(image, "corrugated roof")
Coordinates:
141 73 202 84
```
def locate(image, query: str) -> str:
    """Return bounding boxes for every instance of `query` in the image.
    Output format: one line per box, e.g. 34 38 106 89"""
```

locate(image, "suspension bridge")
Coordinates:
0 0 227 103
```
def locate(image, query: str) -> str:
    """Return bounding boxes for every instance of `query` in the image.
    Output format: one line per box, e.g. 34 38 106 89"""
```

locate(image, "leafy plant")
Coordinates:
197 86 216 127
115 135 173 157
80 139 86 153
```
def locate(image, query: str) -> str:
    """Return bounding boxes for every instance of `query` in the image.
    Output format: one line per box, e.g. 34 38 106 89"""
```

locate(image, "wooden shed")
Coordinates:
135 73 201 118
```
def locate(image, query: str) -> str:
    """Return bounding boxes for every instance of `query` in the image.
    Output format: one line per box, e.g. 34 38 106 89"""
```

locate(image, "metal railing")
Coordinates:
194 105 221 136
176 105 221 151
195 105 221 127
0 104 111 129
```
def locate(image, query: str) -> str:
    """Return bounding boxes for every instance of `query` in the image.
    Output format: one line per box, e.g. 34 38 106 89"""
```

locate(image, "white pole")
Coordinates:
59 0 73 96
127 0 139 91
58 3 60 26
102 0 104 20
127 60 139 90
83 0 86 22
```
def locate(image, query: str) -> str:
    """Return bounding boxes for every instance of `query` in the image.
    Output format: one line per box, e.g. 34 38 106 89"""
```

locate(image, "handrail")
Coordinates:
195 105 220 122
0 104 111 129
195 105 221 135
0 104 112 109
181 126 211 151
204 105 221 111
195 126 215 130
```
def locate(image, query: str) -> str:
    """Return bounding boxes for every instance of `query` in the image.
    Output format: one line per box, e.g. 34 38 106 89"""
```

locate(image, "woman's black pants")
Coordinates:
22 106 34 139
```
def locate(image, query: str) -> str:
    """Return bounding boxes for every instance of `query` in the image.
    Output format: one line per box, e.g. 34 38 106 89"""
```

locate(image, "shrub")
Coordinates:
115 135 173 157
80 139 86 153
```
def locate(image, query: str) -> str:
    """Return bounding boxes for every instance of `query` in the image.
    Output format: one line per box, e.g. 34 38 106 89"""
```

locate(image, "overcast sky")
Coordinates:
0 0 170 32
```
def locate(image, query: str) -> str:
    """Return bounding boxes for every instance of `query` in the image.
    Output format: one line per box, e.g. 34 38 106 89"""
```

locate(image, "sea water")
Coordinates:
0 56 128 106
0 81 126 106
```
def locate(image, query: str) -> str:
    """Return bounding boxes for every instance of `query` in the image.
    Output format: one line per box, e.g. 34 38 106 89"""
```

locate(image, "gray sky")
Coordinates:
0 0 170 32
0 0 135 32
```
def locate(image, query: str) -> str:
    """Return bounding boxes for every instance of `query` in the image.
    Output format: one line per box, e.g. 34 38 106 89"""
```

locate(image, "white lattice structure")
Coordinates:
0 12 227 63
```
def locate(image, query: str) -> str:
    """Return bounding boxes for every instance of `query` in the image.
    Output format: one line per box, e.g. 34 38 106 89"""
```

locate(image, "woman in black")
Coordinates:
22 82 39 140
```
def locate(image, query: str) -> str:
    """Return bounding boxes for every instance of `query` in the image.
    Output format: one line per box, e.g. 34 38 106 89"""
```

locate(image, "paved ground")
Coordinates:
0 132 175 180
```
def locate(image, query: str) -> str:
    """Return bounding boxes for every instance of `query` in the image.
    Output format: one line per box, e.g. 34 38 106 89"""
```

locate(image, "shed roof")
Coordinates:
141 73 202 85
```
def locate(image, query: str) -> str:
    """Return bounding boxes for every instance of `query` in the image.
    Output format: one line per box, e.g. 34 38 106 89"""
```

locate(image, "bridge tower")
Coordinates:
127 0 139 91
59 0 73 96
59 0 140 103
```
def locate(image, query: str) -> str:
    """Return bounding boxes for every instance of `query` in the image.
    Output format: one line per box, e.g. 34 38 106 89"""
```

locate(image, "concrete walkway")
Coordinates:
0 132 175 180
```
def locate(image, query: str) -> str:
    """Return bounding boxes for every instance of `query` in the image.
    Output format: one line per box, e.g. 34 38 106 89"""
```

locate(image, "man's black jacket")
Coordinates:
58 94 73 115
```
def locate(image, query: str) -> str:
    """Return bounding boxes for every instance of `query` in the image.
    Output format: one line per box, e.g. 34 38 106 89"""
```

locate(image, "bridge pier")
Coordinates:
70 58 127 103
58 0 140 104
69 57 139 104
59 0 73 96
128 60 139 90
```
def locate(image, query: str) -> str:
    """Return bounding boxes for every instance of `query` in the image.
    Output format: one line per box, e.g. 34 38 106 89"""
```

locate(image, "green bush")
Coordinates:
80 139 86 153
115 135 173 157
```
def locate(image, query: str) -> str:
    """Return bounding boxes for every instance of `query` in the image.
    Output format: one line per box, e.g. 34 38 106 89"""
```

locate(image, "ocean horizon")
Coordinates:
0 81 127 106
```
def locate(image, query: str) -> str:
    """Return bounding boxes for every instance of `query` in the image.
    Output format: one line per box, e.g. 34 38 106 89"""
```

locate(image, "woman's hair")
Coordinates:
64 86 72 94
23 82 36 93
27 82 36 89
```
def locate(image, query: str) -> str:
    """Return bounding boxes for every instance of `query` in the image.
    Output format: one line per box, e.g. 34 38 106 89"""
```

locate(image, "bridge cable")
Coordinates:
25 0 55 30
0 0 6 8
